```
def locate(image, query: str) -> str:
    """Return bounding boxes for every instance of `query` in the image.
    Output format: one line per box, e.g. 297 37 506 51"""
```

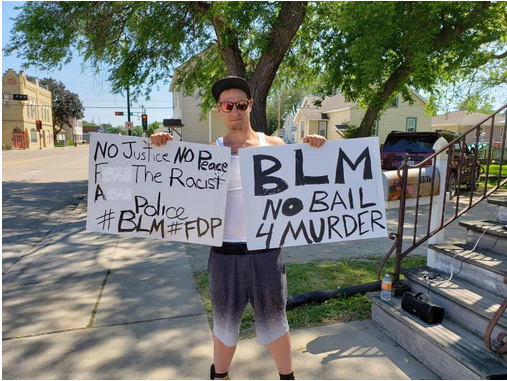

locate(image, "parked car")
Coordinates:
381 130 481 196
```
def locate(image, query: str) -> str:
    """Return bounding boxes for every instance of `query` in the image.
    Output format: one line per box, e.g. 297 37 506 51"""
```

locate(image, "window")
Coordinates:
26 102 30 118
300 121 305 139
390 96 398 108
31 100 36 119
475 126 484 139
406 117 417 132
30 129 37 143
318 121 327 138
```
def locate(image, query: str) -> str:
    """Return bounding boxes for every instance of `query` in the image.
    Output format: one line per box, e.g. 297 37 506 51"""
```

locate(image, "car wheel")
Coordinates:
466 180 479 191
448 172 457 198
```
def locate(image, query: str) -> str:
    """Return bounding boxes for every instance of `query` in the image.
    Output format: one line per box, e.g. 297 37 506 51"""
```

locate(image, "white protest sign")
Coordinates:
239 137 388 250
86 134 230 245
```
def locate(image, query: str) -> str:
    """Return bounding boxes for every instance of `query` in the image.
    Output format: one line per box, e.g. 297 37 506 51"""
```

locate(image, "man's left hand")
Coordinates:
303 134 326 148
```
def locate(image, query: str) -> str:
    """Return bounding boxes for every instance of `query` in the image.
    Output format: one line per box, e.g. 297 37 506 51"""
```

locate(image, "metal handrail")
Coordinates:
485 293 507 354
377 103 507 354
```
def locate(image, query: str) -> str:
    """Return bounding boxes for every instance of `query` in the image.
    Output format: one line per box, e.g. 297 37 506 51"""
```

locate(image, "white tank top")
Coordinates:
216 133 267 242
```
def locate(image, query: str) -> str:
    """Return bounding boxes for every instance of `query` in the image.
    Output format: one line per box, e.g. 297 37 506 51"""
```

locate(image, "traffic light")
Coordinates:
13 94 28 101
142 114 148 129
115 111 124 116
36 120 42 130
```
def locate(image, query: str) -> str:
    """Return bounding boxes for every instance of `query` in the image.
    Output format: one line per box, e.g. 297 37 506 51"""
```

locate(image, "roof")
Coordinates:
295 94 357 121
301 94 357 113
83 126 100 132
432 110 505 127
296 88 429 123
283 114 295 128
163 119 184 127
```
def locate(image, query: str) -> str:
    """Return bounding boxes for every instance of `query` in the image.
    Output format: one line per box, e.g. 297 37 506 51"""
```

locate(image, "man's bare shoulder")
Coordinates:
265 135 286 146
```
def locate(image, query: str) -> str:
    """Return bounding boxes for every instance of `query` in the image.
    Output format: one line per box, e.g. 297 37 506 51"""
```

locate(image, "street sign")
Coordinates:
13 94 28 101
115 111 124 116
125 121 134 130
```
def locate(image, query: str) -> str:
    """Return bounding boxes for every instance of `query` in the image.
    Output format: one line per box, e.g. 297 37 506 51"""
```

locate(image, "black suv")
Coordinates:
381 130 480 196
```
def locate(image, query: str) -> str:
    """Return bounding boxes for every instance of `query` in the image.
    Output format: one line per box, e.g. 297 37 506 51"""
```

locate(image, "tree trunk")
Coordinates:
207 1 307 134
250 93 268 132
356 64 410 138
358 107 382 138
249 1 308 134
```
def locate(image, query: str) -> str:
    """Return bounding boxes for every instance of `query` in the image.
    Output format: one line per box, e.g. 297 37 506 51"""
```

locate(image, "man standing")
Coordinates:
151 76 325 380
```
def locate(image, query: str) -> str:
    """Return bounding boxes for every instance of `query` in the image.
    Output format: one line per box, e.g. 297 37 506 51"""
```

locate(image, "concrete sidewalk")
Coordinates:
2 198 438 380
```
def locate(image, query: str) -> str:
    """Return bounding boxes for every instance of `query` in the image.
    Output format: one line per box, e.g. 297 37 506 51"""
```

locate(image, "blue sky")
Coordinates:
2 1 505 125
2 1 174 127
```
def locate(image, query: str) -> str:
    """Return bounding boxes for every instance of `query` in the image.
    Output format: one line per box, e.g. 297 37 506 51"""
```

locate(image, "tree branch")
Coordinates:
192 1 246 77
250 1 308 98
436 2 491 45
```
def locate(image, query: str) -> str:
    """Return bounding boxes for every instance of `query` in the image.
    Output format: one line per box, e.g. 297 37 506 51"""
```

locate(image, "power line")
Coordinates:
2 103 173 110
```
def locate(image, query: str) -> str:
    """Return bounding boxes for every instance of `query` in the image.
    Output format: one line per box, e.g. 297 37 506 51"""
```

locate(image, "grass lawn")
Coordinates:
478 163 507 188
193 255 427 340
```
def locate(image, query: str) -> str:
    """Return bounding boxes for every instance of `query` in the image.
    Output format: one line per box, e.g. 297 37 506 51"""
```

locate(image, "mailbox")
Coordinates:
383 167 440 204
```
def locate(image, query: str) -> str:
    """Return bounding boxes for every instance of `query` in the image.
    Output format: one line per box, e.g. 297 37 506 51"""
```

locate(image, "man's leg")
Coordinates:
208 249 247 379
267 332 293 375
248 249 293 377
213 335 236 379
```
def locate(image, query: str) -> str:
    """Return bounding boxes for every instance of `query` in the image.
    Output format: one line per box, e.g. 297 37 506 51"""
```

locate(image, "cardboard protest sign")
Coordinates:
86 134 230 245
239 137 387 250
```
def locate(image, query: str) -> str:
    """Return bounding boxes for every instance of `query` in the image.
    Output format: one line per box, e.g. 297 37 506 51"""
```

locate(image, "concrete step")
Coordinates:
488 196 507 223
459 220 507 255
402 265 507 341
430 242 507 296
488 196 507 208
369 292 507 380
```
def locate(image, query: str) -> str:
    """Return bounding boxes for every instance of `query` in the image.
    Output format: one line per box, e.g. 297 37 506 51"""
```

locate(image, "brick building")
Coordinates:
2 69 54 150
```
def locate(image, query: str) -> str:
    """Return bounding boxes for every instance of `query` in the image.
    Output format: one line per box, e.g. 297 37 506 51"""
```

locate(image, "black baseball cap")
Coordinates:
212 76 252 101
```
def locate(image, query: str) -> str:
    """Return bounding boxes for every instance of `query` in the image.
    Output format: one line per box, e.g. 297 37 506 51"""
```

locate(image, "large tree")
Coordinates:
27 76 85 138
6 1 308 134
309 1 507 137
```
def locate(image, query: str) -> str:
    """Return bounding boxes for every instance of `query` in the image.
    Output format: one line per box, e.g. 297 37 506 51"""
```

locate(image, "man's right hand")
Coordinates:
150 132 174 147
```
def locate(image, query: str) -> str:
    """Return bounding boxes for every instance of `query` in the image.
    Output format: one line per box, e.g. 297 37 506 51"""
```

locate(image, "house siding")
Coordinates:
173 90 228 143
294 91 430 147
180 92 209 143
309 120 319 136
375 95 430 145
326 109 353 141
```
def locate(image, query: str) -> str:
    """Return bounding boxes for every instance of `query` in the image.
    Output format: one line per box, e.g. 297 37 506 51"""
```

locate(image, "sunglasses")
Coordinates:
218 100 251 113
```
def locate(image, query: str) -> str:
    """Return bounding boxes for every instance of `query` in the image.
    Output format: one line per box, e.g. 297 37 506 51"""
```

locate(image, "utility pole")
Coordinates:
277 94 281 138
127 86 131 136
142 104 146 138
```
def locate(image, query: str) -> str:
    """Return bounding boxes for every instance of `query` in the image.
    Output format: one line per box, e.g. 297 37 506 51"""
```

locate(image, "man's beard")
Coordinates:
231 124 245 131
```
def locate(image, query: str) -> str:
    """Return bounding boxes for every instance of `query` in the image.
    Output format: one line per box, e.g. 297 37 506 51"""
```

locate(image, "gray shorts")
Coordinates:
208 244 289 346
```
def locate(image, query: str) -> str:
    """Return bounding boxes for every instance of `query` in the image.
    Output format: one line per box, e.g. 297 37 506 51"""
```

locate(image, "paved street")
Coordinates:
2 145 89 274
2 144 504 379
2 194 438 380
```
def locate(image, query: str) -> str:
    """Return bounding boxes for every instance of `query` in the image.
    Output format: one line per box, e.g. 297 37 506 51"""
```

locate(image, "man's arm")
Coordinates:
265 136 286 146
302 134 326 148
150 132 174 147
266 134 326 148
150 132 217 146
